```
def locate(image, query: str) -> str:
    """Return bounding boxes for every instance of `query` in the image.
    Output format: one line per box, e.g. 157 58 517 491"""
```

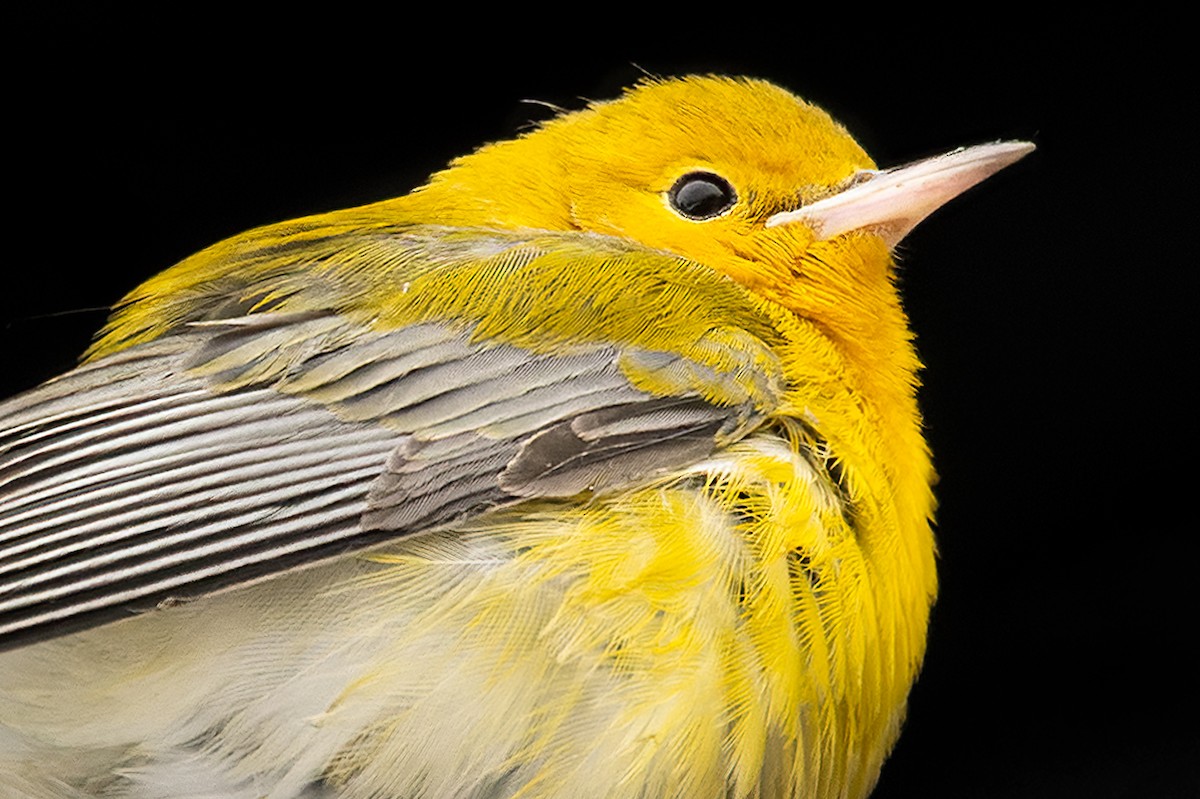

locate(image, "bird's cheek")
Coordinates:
587 197 734 270
714 227 819 296
719 232 896 323
803 234 896 282
786 237 902 325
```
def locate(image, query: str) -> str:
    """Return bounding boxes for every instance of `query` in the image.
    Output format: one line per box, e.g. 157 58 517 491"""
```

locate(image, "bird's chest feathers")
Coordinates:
0 423 926 799
320 431 911 798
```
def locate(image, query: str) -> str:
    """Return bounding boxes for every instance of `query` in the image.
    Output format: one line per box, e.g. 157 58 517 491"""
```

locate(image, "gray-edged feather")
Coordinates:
0 311 773 648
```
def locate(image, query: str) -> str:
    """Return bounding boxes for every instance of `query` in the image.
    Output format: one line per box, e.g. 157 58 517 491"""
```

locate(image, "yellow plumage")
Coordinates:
0 76 1030 798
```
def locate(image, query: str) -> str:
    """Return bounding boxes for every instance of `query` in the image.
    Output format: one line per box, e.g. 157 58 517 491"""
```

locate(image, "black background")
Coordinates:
3 10 1194 798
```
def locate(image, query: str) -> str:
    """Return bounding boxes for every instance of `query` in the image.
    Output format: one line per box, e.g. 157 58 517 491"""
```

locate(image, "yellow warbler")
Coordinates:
0 76 1030 798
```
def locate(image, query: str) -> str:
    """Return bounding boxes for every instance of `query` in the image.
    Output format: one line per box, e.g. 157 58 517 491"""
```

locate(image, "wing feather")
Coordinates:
1 229 786 648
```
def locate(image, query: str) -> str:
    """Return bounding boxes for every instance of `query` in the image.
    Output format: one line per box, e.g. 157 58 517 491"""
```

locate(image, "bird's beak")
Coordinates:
765 141 1035 247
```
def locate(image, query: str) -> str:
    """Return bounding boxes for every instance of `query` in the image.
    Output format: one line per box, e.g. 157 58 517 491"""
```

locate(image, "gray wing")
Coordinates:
0 312 775 648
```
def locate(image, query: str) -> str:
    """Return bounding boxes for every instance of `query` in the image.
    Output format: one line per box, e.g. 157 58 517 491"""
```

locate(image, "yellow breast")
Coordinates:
308 423 931 799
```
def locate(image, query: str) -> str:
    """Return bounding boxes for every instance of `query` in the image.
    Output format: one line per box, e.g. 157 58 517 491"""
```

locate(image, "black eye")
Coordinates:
667 172 737 220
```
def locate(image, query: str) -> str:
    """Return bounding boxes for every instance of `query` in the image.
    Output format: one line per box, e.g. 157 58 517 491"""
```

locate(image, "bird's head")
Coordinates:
407 75 1032 345
89 75 1030 378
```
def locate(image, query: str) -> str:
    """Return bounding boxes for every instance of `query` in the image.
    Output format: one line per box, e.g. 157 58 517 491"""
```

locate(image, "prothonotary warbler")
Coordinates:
0 75 1031 799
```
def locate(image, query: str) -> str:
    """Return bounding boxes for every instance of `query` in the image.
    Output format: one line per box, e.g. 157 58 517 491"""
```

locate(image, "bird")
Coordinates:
0 75 1031 799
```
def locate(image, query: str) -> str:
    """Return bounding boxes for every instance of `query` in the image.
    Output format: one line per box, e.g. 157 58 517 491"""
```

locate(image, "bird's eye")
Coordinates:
667 172 737 220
